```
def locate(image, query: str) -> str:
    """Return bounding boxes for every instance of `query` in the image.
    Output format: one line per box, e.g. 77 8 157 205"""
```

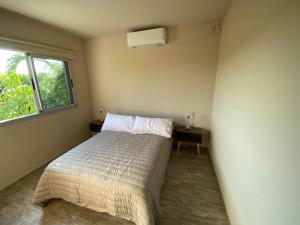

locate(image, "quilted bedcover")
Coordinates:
32 130 171 225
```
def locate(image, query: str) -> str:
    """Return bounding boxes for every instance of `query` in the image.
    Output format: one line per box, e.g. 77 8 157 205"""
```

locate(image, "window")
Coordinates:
0 50 38 121
0 49 74 123
32 56 74 111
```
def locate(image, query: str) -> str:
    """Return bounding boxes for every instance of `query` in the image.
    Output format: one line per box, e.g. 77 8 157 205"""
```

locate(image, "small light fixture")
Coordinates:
186 113 191 130
99 108 105 122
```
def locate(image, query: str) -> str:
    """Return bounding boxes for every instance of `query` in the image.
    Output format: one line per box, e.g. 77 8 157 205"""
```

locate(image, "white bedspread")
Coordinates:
32 131 171 225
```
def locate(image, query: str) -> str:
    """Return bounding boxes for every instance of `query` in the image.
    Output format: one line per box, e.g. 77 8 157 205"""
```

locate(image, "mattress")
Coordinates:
32 130 172 225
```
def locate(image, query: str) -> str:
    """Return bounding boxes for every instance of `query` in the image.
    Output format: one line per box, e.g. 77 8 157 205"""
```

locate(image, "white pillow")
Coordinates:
101 113 135 133
132 116 173 138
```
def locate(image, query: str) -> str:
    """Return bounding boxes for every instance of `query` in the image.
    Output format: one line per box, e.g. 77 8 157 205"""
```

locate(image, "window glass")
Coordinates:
0 49 37 121
32 57 74 111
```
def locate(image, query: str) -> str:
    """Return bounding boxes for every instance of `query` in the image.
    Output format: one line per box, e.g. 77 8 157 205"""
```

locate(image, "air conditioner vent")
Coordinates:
127 28 166 48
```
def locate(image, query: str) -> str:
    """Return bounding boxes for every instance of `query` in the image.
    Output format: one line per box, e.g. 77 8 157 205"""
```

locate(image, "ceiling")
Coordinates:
0 0 232 38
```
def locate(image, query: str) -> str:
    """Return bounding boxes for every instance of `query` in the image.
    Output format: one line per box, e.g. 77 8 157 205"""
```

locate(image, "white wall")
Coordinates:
211 1 300 225
85 23 220 129
0 9 93 190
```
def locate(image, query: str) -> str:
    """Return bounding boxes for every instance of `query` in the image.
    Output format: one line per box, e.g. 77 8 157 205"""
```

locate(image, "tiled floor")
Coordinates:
0 149 229 225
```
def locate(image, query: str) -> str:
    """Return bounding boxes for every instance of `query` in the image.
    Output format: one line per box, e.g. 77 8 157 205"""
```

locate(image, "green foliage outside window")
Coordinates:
0 72 37 120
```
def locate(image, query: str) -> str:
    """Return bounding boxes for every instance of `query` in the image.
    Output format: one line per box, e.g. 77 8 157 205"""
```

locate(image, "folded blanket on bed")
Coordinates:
32 130 171 225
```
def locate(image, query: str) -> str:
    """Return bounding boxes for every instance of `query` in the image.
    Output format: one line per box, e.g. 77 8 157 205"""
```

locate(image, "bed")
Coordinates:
32 129 172 225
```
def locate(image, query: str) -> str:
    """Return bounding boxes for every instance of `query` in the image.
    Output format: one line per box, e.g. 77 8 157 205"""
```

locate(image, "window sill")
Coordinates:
0 103 78 128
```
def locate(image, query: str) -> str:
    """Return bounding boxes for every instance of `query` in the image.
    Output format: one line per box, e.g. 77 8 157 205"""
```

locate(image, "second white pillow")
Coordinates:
132 116 173 138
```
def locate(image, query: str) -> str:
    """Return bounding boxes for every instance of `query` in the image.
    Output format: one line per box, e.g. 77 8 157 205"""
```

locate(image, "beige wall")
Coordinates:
85 23 220 129
0 9 93 189
211 1 300 225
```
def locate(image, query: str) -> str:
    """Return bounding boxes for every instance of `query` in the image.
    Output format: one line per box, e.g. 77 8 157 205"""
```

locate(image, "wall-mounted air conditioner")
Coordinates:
127 28 166 48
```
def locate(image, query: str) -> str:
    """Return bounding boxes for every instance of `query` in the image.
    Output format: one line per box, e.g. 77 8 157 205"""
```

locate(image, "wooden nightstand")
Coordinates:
174 125 210 156
89 120 104 135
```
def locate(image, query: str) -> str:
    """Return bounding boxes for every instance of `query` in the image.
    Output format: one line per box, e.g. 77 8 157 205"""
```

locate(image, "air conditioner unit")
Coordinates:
127 28 166 48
